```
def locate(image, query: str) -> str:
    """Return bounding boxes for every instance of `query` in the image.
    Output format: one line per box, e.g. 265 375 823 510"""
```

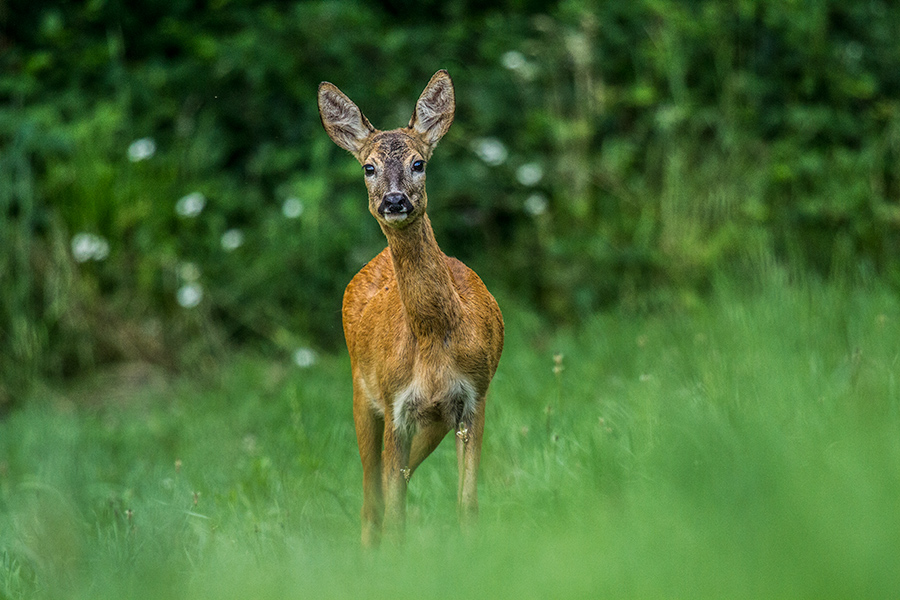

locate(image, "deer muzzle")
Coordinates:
378 192 414 223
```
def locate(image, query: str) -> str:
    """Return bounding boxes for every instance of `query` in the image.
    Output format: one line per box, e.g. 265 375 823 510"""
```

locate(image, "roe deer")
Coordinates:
318 70 504 546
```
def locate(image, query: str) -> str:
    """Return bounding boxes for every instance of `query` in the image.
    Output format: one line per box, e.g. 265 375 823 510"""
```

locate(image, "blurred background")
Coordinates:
3 0 899 408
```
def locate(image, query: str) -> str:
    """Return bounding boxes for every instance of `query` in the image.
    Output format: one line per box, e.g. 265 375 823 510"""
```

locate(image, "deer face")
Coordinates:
359 132 430 226
318 70 455 229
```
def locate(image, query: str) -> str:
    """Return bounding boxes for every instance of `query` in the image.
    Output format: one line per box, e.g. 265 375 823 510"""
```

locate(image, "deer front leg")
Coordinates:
456 396 486 530
353 390 384 548
382 420 412 541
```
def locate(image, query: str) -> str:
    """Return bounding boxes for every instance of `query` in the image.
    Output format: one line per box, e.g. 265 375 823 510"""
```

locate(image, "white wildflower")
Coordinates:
127 137 156 162
282 197 304 219
176 283 203 308
293 347 316 368
71 234 94 263
501 51 527 71
500 50 536 80
221 229 244 251
524 193 549 216
93 239 110 260
516 162 543 186
176 192 206 218
471 138 508 166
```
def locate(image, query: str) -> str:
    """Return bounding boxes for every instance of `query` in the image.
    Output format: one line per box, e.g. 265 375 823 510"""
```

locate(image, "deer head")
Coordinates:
317 70 455 228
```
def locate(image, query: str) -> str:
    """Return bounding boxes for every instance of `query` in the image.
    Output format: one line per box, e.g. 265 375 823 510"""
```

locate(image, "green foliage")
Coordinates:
1 277 899 598
2 0 900 393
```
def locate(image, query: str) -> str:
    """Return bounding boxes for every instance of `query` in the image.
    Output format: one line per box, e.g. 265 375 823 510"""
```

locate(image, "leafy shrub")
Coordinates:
2 0 899 401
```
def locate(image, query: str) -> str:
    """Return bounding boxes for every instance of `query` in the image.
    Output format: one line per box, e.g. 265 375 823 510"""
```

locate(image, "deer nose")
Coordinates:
378 192 413 216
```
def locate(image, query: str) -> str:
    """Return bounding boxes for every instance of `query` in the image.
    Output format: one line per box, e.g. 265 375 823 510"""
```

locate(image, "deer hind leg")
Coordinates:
408 421 451 477
353 388 384 548
456 396 486 529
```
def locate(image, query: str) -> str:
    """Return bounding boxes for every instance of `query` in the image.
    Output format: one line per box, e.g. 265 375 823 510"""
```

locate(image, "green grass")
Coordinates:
2 275 899 599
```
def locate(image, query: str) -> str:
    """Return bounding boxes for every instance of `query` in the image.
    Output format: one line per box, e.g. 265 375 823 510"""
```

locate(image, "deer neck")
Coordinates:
381 213 461 340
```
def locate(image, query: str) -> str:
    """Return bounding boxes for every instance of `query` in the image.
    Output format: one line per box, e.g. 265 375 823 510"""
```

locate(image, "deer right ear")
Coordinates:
318 82 376 156
409 69 455 152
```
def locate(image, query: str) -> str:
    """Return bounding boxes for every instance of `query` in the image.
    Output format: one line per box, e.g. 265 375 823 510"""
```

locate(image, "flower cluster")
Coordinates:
71 233 110 263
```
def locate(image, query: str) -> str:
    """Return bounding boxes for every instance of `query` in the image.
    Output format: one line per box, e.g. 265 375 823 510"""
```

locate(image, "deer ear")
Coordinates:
318 82 376 156
409 70 455 151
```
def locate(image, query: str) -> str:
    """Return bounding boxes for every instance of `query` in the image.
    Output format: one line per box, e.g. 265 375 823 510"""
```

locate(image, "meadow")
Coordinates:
2 272 898 599
4 3 900 597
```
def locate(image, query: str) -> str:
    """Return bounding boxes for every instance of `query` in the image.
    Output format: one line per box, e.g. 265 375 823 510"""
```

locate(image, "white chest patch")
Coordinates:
392 373 477 437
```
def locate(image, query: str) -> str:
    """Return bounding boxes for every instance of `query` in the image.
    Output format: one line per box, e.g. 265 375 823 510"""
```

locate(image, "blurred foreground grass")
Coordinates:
1 274 899 599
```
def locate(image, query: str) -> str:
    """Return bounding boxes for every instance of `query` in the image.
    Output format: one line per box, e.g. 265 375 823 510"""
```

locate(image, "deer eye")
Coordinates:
363 164 376 176
411 160 425 173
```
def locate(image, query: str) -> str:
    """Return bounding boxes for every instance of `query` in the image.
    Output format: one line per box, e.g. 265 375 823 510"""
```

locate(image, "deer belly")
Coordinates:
392 374 476 435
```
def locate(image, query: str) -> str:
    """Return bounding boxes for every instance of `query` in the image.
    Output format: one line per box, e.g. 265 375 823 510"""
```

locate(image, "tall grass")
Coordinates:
1 273 899 599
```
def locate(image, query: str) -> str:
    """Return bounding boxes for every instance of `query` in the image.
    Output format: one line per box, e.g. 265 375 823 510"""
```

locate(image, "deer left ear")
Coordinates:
409 70 455 151
318 82 376 158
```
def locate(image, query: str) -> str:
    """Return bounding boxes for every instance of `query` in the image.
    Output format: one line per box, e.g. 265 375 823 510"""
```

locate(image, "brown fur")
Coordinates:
318 70 504 546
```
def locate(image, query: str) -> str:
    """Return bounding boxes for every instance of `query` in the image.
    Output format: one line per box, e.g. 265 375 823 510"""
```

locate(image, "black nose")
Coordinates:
378 192 412 215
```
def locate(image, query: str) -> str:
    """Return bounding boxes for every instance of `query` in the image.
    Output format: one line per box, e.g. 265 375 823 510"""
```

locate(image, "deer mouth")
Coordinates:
383 212 409 223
